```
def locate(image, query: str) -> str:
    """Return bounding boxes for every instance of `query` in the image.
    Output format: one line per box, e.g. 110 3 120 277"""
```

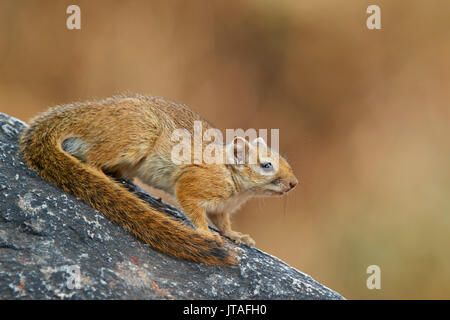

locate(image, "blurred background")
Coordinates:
1 0 449 299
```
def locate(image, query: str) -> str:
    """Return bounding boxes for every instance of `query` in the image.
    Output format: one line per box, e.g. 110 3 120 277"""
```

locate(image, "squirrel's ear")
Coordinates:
251 137 267 146
226 136 250 165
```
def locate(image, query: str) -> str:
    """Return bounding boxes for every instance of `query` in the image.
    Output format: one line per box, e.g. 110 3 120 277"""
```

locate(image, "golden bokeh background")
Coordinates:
1 0 449 299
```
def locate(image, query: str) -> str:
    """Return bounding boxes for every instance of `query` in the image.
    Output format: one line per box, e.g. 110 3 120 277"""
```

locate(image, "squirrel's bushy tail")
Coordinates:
19 119 237 266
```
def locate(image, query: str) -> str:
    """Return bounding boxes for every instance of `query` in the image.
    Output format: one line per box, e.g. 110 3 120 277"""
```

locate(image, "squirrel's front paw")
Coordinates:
225 231 256 247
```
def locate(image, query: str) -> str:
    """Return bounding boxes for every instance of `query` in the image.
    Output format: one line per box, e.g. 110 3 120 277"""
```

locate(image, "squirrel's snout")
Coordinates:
289 181 297 189
283 177 298 193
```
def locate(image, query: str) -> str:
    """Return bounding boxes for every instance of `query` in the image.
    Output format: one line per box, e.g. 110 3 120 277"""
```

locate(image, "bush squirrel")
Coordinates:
19 95 298 266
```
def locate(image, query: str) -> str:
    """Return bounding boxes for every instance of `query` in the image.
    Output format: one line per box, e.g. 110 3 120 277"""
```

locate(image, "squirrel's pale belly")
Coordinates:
204 192 252 215
137 153 178 195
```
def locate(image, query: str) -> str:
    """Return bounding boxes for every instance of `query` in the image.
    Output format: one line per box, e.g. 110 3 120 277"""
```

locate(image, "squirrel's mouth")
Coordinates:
264 186 291 196
270 190 286 196
279 186 296 195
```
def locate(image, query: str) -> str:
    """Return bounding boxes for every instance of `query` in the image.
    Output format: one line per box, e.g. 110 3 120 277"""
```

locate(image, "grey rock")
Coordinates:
0 112 344 300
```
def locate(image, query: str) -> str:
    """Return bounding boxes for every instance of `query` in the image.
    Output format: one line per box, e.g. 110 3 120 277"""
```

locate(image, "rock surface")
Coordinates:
0 112 344 300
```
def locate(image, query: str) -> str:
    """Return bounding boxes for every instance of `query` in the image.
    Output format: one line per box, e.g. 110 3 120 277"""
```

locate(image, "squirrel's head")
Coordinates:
225 137 298 196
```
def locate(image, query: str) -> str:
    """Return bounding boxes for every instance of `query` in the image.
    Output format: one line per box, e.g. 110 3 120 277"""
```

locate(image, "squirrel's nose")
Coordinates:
288 177 298 190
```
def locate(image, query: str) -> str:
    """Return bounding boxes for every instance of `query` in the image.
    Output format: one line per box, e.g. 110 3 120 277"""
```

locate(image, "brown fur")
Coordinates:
19 94 298 266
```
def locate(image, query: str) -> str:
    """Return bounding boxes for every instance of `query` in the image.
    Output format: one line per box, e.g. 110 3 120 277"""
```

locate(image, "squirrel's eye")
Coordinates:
260 162 272 169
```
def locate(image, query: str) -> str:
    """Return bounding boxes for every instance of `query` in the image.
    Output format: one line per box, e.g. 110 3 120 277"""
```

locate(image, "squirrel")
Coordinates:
19 94 298 266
